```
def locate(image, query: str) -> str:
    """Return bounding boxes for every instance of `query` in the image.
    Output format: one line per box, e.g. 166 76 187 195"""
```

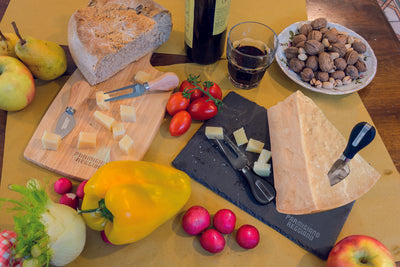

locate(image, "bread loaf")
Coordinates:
68 0 172 85
268 90 380 215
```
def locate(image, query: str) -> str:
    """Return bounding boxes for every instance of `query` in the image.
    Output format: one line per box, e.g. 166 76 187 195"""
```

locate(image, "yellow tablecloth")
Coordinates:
1 0 400 266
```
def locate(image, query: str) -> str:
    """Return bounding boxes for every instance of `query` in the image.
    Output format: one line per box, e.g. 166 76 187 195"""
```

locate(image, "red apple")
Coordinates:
0 56 35 111
327 235 395 267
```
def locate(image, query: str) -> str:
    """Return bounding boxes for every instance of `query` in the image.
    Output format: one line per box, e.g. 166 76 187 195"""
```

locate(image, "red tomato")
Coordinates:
204 81 222 100
187 97 218 121
166 92 190 116
179 80 203 102
169 110 192 136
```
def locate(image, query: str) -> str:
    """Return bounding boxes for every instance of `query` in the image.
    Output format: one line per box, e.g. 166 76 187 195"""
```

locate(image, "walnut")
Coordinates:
311 17 327 30
345 65 359 79
316 71 330 82
299 23 312 35
319 27 329 34
284 47 299 59
319 52 335 72
329 43 347 57
308 30 323 41
344 50 359 65
304 40 324 55
323 29 338 43
337 35 348 44
352 40 367 54
334 58 347 71
292 34 307 46
330 70 345 80
295 41 306 48
355 59 367 72
306 55 319 71
289 58 305 73
300 68 314 82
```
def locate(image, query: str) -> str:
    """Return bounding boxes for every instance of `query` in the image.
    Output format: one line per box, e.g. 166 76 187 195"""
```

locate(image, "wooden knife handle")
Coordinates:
148 72 179 92
68 81 93 109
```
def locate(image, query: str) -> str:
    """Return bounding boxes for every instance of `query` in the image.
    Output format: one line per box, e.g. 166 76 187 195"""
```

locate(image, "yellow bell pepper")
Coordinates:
80 161 191 245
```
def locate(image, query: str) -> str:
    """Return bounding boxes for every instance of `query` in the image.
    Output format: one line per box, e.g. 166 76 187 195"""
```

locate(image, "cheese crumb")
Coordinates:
94 111 116 131
257 149 272 163
233 127 248 146
119 135 134 154
41 131 61 151
120 105 136 122
112 122 126 141
253 162 271 177
77 132 97 149
205 126 224 139
246 138 265 153
96 91 110 110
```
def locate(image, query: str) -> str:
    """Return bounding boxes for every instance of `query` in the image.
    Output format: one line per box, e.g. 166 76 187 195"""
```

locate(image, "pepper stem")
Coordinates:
78 199 114 222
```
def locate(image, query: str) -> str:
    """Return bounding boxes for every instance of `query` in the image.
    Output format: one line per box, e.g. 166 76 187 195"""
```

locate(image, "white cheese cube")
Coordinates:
94 111 115 131
134 70 152 83
96 91 110 110
77 132 97 149
233 127 248 146
257 149 272 163
41 131 61 151
112 122 126 141
119 134 134 154
205 126 224 140
246 138 265 153
253 162 271 177
120 105 136 122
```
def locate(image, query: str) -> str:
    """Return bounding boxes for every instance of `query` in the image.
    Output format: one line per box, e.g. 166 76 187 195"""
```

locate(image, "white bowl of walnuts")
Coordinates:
275 18 377 95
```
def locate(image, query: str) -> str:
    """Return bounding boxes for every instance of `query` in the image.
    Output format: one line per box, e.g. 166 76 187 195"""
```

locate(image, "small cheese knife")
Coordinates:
54 81 92 139
327 122 376 186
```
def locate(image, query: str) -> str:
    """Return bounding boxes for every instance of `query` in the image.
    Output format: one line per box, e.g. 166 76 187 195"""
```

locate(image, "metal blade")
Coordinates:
327 159 350 186
54 112 76 139
104 83 146 102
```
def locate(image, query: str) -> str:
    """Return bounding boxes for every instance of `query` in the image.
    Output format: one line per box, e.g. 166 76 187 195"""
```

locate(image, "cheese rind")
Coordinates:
233 127 248 146
205 126 224 140
120 105 136 122
41 131 61 151
119 134 134 154
112 122 126 141
77 132 97 149
94 111 115 130
245 138 264 153
268 90 380 214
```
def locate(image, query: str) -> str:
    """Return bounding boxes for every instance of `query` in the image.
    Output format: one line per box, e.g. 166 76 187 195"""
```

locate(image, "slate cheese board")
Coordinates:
172 91 354 260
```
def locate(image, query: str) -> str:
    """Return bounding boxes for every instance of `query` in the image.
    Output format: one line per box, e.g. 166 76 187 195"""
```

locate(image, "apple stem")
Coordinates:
11 21 25 46
0 30 6 41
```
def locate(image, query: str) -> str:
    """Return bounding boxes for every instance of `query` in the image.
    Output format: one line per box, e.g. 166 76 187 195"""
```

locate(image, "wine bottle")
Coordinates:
184 0 231 65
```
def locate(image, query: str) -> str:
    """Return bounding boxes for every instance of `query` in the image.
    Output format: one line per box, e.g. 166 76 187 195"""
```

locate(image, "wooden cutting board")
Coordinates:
24 53 174 181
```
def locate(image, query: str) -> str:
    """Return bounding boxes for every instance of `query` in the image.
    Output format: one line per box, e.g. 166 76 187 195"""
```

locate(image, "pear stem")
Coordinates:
0 30 6 41
11 21 25 46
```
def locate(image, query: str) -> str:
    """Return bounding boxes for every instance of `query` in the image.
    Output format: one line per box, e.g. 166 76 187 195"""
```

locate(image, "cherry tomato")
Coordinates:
179 78 203 102
187 97 218 121
166 92 190 116
204 81 222 100
169 110 192 136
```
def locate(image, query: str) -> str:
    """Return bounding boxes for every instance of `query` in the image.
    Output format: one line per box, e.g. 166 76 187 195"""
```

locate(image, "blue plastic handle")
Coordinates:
343 122 376 160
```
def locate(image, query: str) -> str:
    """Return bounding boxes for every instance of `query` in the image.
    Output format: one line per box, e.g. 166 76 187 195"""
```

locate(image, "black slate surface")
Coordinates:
172 91 354 260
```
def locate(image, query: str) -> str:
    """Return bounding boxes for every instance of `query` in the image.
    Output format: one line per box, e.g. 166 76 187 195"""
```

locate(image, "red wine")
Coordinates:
227 45 268 88
185 0 231 65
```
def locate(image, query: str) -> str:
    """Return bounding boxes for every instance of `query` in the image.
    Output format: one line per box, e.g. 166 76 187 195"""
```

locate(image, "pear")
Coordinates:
0 31 19 57
12 22 67 81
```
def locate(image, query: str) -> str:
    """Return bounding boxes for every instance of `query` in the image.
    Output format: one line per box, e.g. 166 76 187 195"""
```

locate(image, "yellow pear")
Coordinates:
0 31 18 57
12 22 67 81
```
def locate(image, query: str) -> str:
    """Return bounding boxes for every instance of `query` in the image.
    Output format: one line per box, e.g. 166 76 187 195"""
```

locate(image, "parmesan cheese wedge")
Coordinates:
205 126 224 139
41 131 61 151
120 105 136 122
77 132 97 149
119 135 134 154
246 138 264 153
94 111 115 131
96 91 110 110
112 122 126 141
253 161 271 177
268 90 380 214
233 127 248 146
257 149 272 163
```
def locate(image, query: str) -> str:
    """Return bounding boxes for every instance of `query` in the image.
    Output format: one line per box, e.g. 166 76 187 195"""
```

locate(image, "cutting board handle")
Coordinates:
148 72 179 92
68 81 93 109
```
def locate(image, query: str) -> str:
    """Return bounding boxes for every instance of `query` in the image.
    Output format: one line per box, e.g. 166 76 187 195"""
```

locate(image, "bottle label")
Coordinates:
184 0 195 48
213 0 231 35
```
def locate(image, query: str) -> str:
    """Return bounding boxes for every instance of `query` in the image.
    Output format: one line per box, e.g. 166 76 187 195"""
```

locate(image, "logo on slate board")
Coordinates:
285 215 321 241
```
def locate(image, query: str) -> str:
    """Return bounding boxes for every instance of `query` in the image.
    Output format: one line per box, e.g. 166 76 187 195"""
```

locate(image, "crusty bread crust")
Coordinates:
68 0 172 85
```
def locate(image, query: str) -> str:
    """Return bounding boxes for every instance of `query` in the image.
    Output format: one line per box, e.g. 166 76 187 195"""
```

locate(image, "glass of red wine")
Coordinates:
226 21 278 89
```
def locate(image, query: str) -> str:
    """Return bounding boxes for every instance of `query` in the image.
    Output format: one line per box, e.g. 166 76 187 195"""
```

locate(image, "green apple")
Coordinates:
0 56 35 111
327 235 395 267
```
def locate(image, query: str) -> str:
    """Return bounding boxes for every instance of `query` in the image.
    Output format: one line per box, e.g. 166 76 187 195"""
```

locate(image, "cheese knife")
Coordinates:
54 81 92 139
327 122 376 186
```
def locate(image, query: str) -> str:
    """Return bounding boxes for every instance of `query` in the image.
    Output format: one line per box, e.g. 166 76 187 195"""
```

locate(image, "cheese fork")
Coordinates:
214 134 276 205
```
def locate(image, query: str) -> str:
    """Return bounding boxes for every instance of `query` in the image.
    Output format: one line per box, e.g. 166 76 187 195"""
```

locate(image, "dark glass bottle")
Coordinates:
184 0 231 65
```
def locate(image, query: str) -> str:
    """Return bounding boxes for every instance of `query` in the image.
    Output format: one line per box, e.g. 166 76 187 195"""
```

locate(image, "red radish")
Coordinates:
54 178 72 195
182 205 211 235
236 224 260 249
59 193 79 210
200 229 225 253
76 180 88 200
213 209 236 234
101 231 113 245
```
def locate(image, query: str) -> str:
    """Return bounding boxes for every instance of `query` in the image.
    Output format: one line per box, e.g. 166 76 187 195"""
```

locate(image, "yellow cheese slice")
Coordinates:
94 111 115 131
119 134 134 154
120 105 136 122
77 132 97 149
246 138 264 153
41 131 61 151
268 90 380 214
205 126 224 139
233 127 248 146
257 149 272 163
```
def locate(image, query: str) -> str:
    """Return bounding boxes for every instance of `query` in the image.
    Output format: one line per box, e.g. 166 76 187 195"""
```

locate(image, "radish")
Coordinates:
76 180 88 200
59 193 79 210
101 230 113 245
54 177 72 195
236 224 260 249
182 205 211 235
199 229 225 253
213 209 236 234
